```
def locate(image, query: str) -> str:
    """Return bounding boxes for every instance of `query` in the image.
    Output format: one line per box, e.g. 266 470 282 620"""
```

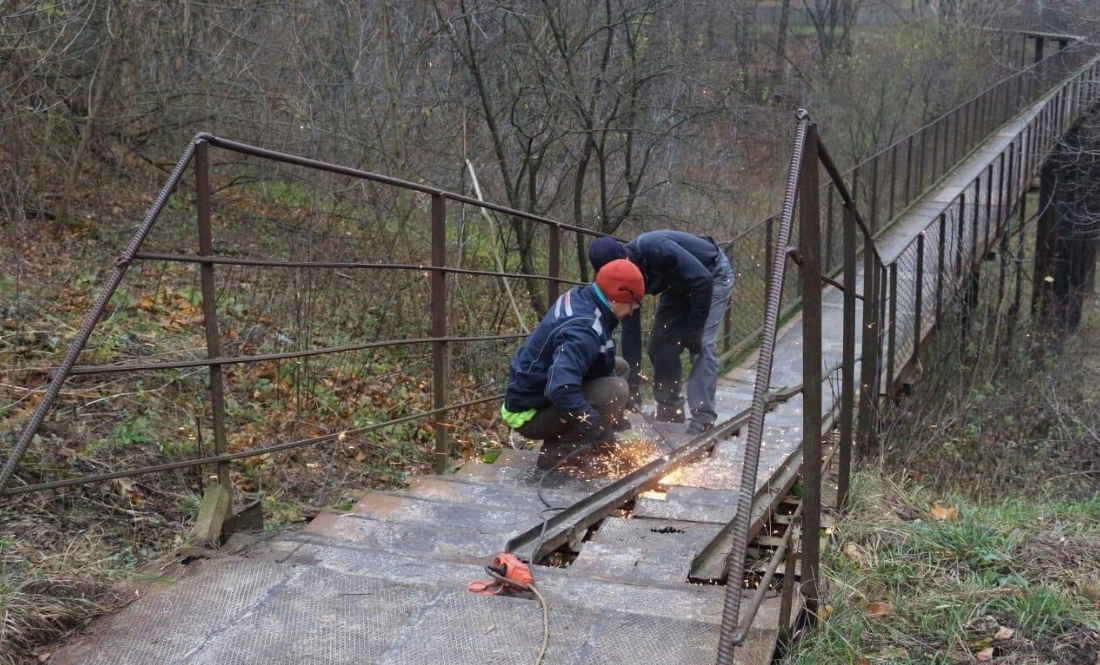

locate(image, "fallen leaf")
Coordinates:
843 541 870 568
995 626 1015 640
976 646 994 662
355 451 367 463
864 601 891 618
820 604 835 621
931 501 958 521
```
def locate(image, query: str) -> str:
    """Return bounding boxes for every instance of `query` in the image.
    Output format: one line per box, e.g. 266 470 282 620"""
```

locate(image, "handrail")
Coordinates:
714 109 813 665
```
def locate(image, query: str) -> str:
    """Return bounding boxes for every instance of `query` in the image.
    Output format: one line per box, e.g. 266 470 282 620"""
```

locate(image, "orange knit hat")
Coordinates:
596 258 644 304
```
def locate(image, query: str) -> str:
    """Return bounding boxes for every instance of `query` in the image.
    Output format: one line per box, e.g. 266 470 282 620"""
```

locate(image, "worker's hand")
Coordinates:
683 329 704 356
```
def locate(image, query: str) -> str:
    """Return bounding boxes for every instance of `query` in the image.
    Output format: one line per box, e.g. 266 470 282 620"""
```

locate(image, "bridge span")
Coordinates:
5 29 1100 665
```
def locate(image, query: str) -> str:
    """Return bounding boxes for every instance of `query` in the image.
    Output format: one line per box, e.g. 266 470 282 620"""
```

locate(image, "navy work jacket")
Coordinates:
504 285 619 437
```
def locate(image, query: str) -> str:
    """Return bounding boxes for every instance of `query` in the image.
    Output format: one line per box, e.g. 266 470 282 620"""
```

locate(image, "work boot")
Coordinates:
654 405 685 424
686 420 714 436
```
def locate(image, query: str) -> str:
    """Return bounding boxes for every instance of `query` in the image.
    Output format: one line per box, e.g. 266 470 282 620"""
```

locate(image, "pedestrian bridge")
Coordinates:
3 28 1100 665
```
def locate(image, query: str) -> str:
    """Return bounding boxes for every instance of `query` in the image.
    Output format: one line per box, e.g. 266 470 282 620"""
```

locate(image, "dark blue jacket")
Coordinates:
626 231 721 326
620 231 724 390
504 285 619 438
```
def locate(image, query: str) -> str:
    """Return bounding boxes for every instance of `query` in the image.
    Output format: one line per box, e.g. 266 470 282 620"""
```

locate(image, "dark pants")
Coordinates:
649 254 735 426
515 357 630 441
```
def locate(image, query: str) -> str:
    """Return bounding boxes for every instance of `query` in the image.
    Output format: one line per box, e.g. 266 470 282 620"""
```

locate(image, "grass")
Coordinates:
784 263 1100 663
784 475 1100 664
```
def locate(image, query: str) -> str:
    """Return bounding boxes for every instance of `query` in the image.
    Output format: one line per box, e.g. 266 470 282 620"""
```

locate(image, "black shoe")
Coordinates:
612 416 633 433
686 420 714 436
536 439 582 470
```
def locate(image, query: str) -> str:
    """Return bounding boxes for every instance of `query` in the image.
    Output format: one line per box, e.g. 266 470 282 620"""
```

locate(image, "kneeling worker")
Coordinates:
500 259 644 469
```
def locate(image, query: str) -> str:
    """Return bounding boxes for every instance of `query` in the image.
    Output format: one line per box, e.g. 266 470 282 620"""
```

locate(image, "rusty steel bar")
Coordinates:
0 138 200 493
850 169 860 229
877 263 887 397
886 263 897 395
548 224 561 304
941 111 950 179
913 234 925 371
798 124 823 620
888 143 898 220
936 213 947 326
955 194 967 283
67 333 527 376
916 128 926 194
776 521 799 648
715 110 811 665
985 163 994 252
815 144 881 252
838 202 856 513
870 153 879 231
198 134 600 238
904 135 913 209
131 252 581 285
931 116 941 182
2 393 505 497
731 501 805 646
431 194 449 473
856 236 879 453
195 142 231 495
972 179 981 263
951 105 960 165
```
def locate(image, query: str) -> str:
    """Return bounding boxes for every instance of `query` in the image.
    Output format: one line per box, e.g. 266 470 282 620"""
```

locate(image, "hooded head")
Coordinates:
588 236 627 272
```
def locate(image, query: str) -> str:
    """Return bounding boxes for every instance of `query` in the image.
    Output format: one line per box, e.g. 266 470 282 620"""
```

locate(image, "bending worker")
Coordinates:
500 259 645 469
589 231 734 435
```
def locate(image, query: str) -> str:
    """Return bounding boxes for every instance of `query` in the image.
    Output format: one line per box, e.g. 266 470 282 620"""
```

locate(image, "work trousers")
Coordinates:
649 254 735 428
515 357 630 442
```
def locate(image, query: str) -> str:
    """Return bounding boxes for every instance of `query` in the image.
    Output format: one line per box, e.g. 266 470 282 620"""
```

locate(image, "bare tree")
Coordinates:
433 0 717 311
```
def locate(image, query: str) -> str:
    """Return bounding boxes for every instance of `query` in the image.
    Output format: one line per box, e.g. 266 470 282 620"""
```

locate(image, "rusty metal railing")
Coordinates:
714 40 1100 665
0 134 607 497
715 33 1096 368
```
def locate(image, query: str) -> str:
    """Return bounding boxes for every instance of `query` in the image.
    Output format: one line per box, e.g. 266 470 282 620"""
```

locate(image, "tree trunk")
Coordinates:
772 0 792 92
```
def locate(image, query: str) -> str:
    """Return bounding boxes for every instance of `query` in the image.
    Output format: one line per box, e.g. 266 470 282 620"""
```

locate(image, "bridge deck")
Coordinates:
47 66 1073 665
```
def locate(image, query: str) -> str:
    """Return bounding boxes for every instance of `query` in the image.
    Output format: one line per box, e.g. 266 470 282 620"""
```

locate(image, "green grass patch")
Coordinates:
784 475 1100 664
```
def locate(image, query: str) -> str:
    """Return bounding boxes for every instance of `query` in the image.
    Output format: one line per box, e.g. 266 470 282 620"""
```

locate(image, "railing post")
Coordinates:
955 193 967 283
825 188 835 269
984 163 994 253
936 213 946 327
838 202 856 513
196 142 231 499
798 125 822 620
916 129 925 195
941 112 950 179
888 143 898 221
431 194 450 473
913 233 925 371
548 224 561 304
870 155 879 232
972 178 982 263
886 263 897 396
857 239 879 454
904 135 913 210
931 119 941 182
